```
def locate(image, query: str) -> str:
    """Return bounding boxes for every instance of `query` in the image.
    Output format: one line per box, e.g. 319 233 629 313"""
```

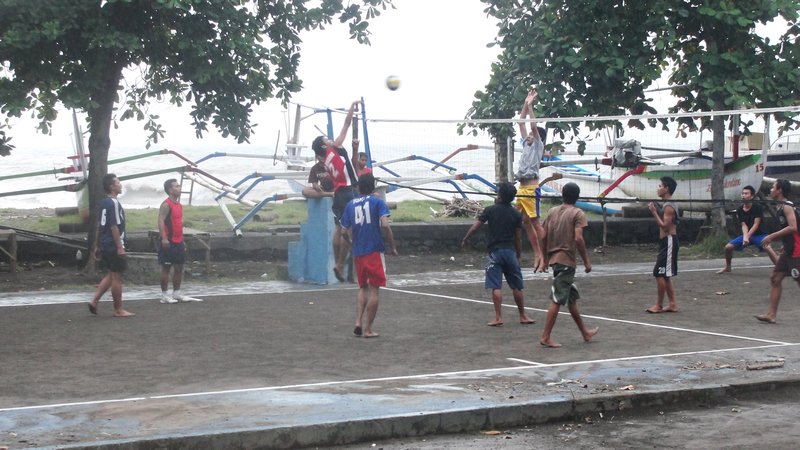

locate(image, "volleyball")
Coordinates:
386 75 400 91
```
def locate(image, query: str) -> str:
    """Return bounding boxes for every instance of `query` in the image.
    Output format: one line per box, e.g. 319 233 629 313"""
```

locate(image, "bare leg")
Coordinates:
355 286 367 333
567 302 599 342
540 302 561 347
333 225 350 280
522 216 545 272
88 273 112 313
363 285 380 338
662 278 678 312
333 225 342 274
160 266 171 292
531 218 547 272
647 277 666 313
110 272 134 317
717 243 734 273
172 263 183 291
512 289 534 324
487 289 504 326
756 271 785 323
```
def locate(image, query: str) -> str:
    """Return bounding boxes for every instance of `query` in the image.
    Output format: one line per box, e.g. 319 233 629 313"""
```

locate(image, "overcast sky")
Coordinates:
7 0 499 154
3 1 790 156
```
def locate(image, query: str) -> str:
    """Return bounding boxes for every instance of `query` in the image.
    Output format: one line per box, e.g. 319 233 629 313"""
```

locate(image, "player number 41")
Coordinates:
354 203 372 225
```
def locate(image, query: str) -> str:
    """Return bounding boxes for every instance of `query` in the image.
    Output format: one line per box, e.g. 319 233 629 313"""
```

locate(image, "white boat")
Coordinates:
538 135 768 213
729 132 800 182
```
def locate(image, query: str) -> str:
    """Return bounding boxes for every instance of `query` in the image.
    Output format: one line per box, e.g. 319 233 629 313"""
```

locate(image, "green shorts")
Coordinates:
551 264 580 306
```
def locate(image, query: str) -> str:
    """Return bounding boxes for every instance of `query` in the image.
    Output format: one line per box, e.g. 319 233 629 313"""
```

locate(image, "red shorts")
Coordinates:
354 252 387 288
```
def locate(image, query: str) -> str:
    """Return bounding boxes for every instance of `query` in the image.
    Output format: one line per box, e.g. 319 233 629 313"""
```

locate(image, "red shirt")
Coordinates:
324 146 358 191
162 197 183 244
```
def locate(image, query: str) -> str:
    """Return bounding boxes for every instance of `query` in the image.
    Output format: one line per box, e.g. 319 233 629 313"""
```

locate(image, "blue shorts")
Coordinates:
728 234 769 251
158 241 186 266
484 248 524 290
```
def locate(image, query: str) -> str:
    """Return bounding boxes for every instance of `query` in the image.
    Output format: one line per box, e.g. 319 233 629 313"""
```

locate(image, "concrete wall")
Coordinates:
11 216 714 264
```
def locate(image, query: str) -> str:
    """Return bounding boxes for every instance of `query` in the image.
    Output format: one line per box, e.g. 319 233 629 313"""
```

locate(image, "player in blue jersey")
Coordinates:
340 173 398 338
87 173 134 317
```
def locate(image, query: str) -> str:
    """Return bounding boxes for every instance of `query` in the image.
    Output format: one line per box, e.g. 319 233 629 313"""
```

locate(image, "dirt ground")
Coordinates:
0 242 694 293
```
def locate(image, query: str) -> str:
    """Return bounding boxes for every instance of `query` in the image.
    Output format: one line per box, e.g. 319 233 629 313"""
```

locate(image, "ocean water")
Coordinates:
0 119 502 210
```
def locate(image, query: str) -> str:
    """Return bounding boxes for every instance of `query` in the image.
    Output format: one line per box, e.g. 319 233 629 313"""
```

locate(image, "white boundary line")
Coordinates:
2 342 795 413
507 358 545 366
384 287 792 345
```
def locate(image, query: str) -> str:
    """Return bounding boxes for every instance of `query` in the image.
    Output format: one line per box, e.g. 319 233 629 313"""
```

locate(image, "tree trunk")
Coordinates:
495 139 509 184
83 61 125 272
710 114 726 232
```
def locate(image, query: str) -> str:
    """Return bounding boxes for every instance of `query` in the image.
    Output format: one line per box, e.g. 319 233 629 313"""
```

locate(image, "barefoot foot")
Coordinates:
87 302 98 315
716 267 731 274
754 314 776 324
662 306 679 313
645 306 663 314
487 320 504 327
519 315 535 325
540 339 561 348
583 327 599 342
113 309 135 317
364 332 380 338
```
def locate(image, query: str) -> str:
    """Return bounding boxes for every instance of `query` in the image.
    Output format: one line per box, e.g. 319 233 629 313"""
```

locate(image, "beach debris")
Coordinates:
745 359 785 371
480 430 502 436
546 378 581 386
715 291 729 295
439 197 484 218
620 385 635 391
682 361 738 370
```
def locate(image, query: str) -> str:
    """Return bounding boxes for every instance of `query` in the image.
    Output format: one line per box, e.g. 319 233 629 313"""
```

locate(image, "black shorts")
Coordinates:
158 241 186 266
332 186 357 224
774 253 800 281
100 250 127 273
653 235 679 278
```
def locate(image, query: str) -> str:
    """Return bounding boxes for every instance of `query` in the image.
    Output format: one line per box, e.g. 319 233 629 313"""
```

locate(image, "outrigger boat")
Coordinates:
538 123 770 214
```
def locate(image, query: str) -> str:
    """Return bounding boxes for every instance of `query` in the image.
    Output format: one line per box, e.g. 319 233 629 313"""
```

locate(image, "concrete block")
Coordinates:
288 198 337 284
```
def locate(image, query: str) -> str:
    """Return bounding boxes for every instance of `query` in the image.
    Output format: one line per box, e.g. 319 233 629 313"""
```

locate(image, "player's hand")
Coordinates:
743 238 750 247
117 248 127 257
584 261 592 273
161 237 169 246
94 248 102 261
762 235 773 246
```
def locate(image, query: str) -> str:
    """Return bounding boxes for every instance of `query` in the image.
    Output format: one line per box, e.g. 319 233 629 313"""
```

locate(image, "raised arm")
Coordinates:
333 100 360 147
521 89 540 140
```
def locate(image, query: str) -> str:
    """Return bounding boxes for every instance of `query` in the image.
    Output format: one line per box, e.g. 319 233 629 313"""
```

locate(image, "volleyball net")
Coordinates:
360 105 800 213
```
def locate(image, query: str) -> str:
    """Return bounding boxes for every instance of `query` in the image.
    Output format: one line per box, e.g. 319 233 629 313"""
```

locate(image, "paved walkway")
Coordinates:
1 256 799 449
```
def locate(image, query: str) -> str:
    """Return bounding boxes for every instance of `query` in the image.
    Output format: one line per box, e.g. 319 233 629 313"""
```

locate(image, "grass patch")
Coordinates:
683 233 729 259
2 199 495 234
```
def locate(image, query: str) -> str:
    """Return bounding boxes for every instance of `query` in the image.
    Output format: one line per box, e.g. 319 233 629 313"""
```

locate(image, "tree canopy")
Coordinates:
0 0 393 257
468 0 799 143
0 0 393 151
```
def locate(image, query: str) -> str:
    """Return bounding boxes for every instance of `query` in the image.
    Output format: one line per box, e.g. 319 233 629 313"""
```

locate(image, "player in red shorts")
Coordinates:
340 173 398 338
